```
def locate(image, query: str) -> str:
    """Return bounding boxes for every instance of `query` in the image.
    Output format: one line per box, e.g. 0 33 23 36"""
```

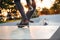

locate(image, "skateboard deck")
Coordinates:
17 23 29 28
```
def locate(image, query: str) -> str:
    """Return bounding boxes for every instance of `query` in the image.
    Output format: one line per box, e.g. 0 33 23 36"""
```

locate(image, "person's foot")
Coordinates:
17 20 29 25
17 20 29 28
17 19 34 26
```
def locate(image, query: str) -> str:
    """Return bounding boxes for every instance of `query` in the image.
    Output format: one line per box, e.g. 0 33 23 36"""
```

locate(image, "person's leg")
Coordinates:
19 0 35 24
16 0 36 28
19 0 36 23
26 0 36 20
14 0 29 25
14 0 28 21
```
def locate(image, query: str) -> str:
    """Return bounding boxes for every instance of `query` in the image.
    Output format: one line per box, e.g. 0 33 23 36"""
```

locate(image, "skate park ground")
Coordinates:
0 15 60 39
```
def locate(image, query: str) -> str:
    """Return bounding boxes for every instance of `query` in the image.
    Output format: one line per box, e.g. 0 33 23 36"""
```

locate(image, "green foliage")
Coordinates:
51 0 60 10
3 0 14 5
0 0 14 9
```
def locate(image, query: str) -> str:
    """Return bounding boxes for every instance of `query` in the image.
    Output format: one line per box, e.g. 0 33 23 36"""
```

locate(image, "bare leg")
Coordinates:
14 0 28 21
26 0 36 20
15 0 36 26
20 0 36 24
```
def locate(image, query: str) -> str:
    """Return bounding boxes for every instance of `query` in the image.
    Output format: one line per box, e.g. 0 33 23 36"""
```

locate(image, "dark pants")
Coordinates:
14 0 36 21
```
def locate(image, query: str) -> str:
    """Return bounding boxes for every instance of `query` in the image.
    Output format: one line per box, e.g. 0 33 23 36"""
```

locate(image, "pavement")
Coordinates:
0 15 60 39
0 25 60 39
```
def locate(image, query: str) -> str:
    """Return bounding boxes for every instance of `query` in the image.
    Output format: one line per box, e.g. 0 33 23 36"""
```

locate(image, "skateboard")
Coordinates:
17 23 29 28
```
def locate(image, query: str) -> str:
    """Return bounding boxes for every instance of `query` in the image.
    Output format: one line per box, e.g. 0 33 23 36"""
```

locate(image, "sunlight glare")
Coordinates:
21 0 56 11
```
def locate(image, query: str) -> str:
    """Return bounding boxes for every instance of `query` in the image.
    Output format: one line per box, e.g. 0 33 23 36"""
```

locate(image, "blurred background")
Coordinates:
0 0 60 22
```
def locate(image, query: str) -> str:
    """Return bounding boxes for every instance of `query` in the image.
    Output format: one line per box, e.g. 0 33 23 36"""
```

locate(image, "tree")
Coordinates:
50 0 60 14
0 0 15 9
51 0 60 10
